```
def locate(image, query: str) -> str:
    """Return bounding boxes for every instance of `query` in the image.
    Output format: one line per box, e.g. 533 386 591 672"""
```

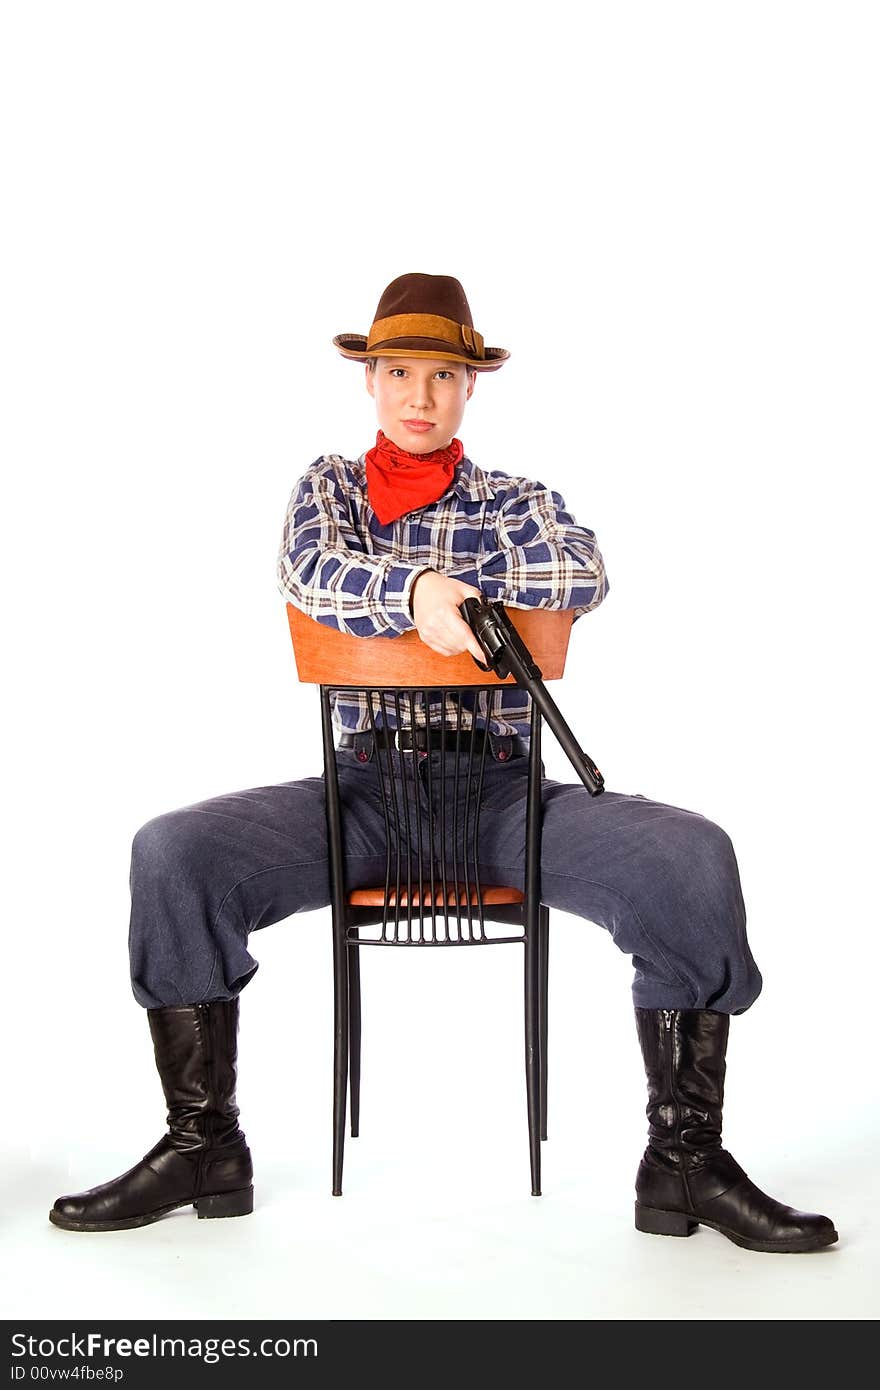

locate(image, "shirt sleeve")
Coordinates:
276 458 429 638
447 477 610 621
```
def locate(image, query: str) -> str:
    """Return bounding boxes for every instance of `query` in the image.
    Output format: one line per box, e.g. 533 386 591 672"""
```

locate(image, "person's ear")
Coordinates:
465 369 476 401
364 363 374 398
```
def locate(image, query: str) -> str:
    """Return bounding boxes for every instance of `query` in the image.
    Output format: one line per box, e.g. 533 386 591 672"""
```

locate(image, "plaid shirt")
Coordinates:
277 451 609 738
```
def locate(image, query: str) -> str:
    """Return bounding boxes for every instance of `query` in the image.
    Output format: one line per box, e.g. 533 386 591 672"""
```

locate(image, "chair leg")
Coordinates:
348 933 361 1139
524 919 542 1197
538 906 549 1142
331 920 349 1197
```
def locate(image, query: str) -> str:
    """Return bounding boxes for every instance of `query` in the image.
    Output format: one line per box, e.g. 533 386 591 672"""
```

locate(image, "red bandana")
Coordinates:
365 429 463 525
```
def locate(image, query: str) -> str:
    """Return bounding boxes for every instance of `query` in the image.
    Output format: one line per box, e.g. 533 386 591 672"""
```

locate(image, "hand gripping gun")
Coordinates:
460 597 605 797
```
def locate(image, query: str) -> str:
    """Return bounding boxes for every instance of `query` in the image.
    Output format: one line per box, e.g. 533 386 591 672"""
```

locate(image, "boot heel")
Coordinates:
635 1202 697 1237
195 1186 254 1220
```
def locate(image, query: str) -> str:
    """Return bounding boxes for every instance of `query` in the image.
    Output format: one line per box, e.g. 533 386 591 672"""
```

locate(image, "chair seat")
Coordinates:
348 883 524 908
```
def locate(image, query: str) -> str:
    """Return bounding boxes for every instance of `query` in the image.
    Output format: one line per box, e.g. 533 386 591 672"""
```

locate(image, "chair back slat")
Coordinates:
417 689 438 940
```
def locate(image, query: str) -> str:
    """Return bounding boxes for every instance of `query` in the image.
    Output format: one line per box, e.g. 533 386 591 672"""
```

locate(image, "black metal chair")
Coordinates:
286 605 575 1198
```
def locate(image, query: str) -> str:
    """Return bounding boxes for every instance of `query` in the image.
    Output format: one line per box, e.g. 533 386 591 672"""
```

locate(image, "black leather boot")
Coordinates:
633 1008 837 1253
50 999 253 1232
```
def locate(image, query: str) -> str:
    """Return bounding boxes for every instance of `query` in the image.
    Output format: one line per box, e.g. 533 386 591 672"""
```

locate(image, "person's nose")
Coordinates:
408 377 434 409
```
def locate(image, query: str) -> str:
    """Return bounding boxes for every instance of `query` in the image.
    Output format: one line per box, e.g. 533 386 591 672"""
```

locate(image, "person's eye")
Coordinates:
390 368 407 378
437 371 453 380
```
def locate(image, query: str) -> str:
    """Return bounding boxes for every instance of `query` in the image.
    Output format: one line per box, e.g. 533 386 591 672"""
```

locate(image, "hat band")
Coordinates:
366 313 485 360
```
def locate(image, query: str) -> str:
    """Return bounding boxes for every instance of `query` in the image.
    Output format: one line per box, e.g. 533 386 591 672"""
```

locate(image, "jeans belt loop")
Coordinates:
353 731 374 763
490 733 513 762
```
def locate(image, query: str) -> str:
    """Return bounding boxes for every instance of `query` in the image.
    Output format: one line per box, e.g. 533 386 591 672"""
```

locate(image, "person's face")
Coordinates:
365 356 476 453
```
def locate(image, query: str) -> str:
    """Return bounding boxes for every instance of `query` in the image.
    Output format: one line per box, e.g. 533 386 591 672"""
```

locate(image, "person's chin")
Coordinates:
390 426 443 453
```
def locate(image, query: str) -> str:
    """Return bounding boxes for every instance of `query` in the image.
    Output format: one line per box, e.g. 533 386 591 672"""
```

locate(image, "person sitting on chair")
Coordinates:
50 272 837 1254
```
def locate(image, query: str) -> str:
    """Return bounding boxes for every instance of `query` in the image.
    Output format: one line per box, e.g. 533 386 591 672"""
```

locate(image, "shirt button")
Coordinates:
357 750 369 763
497 748 509 761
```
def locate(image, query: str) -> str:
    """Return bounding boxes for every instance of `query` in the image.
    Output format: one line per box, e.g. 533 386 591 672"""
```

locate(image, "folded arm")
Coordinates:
277 460 430 638
446 477 610 620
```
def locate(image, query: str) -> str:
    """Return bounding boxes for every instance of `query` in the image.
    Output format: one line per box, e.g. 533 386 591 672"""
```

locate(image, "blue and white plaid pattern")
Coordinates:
277 452 609 737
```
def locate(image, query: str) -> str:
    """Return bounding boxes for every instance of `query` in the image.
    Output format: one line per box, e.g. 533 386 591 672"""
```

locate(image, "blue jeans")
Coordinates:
127 735 762 1014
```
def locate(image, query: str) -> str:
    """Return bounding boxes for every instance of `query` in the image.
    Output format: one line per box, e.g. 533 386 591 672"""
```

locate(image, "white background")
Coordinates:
2 0 878 1321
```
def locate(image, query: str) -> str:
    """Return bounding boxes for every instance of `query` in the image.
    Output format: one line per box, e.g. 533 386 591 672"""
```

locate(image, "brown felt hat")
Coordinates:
333 272 509 372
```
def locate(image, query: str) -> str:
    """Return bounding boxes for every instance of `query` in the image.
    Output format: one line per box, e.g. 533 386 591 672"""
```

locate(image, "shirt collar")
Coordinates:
451 453 496 501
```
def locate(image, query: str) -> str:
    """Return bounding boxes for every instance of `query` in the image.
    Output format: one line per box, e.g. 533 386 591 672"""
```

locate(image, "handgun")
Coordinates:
460 596 605 796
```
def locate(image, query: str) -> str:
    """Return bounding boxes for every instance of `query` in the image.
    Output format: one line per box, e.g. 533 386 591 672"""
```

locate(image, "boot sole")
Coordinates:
635 1202 838 1253
49 1186 254 1233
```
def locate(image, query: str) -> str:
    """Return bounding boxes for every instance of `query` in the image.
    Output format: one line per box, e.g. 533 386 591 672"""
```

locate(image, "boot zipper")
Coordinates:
662 1010 694 1211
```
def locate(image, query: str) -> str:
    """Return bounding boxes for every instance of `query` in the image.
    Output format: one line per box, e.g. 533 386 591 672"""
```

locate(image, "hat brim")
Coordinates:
333 333 508 372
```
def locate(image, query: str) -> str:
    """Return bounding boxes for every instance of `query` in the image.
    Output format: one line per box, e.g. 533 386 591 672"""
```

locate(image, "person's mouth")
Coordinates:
402 419 435 432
